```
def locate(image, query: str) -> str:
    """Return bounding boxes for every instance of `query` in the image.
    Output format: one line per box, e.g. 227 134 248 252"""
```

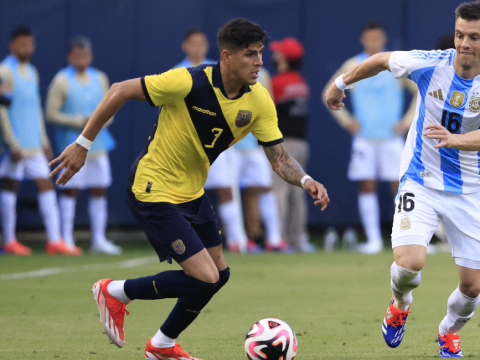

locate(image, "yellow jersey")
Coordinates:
129 62 283 204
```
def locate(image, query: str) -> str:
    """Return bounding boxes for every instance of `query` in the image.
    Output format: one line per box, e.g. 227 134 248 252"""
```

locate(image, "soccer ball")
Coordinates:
244 318 298 360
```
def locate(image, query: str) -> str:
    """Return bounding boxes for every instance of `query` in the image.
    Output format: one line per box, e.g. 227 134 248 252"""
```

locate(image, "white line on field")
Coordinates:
0 256 158 280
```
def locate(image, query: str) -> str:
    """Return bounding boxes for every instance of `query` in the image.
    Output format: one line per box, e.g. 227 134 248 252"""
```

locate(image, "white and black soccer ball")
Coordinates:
245 318 298 360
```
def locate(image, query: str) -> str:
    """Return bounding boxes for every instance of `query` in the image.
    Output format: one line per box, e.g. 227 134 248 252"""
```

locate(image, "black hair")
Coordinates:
436 32 455 50
217 18 269 52
10 25 33 41
362 21 384 33
287 58 302 71
184 28 206 41
68 36 92 53
456 1 480 21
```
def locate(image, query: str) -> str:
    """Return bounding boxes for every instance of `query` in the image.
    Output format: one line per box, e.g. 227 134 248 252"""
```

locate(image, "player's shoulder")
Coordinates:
396 49 455 67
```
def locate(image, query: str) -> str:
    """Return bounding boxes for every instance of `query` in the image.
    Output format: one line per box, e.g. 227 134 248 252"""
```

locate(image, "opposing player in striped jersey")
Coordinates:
325 2 480 357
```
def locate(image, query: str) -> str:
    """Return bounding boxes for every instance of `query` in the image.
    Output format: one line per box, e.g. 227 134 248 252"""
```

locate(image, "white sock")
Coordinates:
439 286 480 335
38 190 61 243
358 192 382 244
59 195 77 247
151 329 176 349
259 191 282 246
0 190 17 244
217 200 247 244
107 280 131 304
89 196 107 245
390 261 421 311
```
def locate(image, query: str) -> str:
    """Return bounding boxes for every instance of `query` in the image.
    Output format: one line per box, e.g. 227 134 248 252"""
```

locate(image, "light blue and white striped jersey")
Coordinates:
390 49 480 194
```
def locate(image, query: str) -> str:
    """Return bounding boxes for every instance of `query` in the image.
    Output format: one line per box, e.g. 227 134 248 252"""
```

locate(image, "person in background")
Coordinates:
270 36 316 252
323 21 417 254
0 77 9 256
175 29 251 253
233 67 288 252
0 26 69 255
46 36 121 255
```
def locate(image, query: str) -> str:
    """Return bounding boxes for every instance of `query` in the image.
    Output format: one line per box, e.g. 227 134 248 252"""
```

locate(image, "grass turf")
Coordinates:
1 242 479 359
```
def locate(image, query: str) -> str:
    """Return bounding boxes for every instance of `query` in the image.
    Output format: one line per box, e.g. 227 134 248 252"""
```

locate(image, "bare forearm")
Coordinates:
343 52 392 86
451 130 480 151
264 143 306 187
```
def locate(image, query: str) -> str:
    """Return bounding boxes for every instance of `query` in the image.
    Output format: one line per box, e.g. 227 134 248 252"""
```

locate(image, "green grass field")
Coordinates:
1 241 479 360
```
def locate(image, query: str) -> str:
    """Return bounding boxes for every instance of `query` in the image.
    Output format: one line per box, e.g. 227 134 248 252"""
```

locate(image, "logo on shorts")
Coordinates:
235 110 252 127
469 92 480 113
172 239 186 254
450 91 465 109
400 215 411 230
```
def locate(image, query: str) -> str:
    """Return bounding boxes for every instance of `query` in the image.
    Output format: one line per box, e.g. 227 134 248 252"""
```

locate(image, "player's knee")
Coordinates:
391 261 422 292
459 283 480 299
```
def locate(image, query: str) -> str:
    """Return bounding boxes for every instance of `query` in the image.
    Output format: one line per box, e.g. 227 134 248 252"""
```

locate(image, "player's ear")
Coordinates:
221 49 231 64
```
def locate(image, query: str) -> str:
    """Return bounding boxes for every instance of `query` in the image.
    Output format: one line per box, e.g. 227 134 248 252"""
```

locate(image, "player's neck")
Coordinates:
453 53 480 79
219 61 243 99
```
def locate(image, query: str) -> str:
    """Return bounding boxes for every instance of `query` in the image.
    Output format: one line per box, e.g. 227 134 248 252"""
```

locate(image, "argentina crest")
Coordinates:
235 110 252 127
469 92 480 113
450 91 465 109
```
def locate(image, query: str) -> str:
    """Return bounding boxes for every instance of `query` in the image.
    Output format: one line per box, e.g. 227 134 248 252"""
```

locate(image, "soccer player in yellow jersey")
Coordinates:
50 19 329 360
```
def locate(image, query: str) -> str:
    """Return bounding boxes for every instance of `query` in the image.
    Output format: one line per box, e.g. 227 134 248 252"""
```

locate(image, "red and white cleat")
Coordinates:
4 239 32 255
91 278 130 348
144 339 204 360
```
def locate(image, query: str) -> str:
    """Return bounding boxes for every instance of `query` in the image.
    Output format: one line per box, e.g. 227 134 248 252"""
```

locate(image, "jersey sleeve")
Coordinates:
141 67 193 106
389 50 452 81
251 88 283 146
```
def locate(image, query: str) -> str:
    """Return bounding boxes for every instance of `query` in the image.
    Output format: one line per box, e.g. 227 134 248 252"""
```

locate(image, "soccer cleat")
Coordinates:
438 333 463 357
91 278 130 348
145 339 204 360
4 239 32 255
265 240 295 253
247 239 264 254
46 239 81 255
357 241 383 254
91 238 123 255
382 296 410 348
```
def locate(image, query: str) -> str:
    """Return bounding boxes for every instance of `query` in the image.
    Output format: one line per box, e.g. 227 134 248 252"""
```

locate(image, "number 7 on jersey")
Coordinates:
204 128 223 148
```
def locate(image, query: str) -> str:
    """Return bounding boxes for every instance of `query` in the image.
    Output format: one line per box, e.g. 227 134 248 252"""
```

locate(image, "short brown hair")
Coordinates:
456 1 480 21
217 18 268 52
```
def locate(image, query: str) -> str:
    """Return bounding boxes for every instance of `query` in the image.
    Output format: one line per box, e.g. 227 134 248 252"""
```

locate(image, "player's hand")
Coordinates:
48 142 88 185
324 82 346 111
10 149 22 163
347 118 361 135
43 146 53 161
304 178 330 211
423 123 460 149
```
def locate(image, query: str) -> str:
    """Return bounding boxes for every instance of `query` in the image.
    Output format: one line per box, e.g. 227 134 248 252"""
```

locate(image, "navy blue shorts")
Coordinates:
127 192 223 264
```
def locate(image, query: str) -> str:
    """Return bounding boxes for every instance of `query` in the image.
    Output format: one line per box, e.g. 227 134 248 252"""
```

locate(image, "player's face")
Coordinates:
360 29 386 56
183 33 209 63
67 47 93 72
10 35 35 62
229 42 264 86
454 18 480 69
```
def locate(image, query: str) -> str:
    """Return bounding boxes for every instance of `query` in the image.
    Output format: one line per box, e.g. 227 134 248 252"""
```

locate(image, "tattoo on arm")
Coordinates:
264 143 306 187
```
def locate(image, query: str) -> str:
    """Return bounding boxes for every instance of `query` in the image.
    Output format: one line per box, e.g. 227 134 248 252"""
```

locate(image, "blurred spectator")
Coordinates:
46 36 121 255
269 37 315 252
323 21 417 254
0 26 67 255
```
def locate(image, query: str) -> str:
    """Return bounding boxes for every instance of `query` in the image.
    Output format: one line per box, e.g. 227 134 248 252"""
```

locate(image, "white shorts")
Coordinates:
233 147 272 188
58 154 112 189
391 179 480 269
348 137 404 181
204 150 233 189
0 152 50 180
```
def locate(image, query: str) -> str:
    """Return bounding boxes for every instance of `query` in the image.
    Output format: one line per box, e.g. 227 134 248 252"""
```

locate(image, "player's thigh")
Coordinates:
204 150 232 189
126 195 206 266
206 244 227 272
0 154 24 181
179 248 220 283
239 149 272 188
391 179 440 253
348 137 376 181
378 138 404 181
84 154 112 189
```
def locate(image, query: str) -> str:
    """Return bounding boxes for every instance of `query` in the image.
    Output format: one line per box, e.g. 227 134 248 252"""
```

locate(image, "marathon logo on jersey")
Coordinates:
172 239 186 254
192 106 216 116
450 91 465 109
235 110 252 127
469 92 480 113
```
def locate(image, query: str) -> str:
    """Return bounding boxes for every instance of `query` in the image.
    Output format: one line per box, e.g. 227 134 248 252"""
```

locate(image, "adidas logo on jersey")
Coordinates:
428 89 444 101
192 106 216 116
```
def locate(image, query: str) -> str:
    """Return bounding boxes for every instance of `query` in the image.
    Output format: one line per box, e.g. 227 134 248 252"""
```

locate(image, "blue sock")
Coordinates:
161 267 231 339
124 270 211 300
